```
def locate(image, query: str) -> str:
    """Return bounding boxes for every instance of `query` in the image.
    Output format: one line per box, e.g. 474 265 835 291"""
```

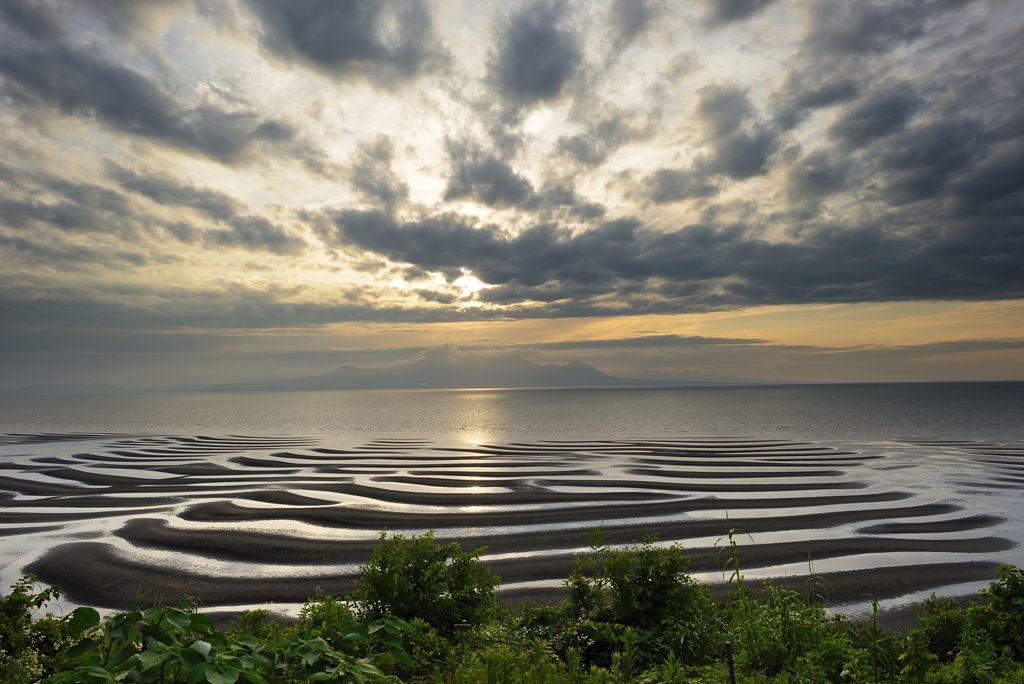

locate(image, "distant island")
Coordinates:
0 351 733 396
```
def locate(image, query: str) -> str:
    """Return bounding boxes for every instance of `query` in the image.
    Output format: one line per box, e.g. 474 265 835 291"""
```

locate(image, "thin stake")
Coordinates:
725 640 736 684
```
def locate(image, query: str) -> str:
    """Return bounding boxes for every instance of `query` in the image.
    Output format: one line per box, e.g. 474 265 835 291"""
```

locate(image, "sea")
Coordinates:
2 382 1024 620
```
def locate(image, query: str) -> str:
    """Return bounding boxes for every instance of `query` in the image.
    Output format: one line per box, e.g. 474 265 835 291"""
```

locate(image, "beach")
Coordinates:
2 429 1021 630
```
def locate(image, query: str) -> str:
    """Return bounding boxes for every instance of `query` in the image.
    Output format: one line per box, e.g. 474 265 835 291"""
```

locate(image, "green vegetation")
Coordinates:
3 530 1024 683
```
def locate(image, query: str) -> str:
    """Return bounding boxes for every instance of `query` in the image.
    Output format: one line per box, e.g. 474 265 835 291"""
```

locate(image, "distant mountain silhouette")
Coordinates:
199 353 667 391
0 382 126 396
0 352 678 395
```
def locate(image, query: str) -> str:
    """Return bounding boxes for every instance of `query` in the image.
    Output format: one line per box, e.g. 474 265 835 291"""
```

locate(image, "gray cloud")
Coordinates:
771 72 861 130
106 165 305 254
694 84 779 179
874 117 981 205
695 0 780 26
1 0 1022 351
488 0 582 106
632 168 719 204
556 111 656 167
347 136 410 209
243 0 439 85
0 0 64 39
0 160 304 259
443 140 534 207
326 204 1024 316
0 27 294 164
71 0 199 38
827 81 922 148
608 0 662 47
802 0 977 57
782 148 852 205
505 334 765 350
206 215 305 255
107 164 245 222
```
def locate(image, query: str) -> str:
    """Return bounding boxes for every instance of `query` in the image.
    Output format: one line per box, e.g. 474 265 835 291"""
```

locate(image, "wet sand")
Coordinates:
4 434 1021 621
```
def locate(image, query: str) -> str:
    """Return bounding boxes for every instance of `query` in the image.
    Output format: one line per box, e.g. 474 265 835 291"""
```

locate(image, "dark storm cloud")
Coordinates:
770 72 861 130
0 16 295 164
695 0 780 26
489 0 582 106
769 1 976 131
874 117 982 205
782 148 852 204
442 140 534 207
827 82 922 148
694 85 779 179
326 201 1024 316
947 139 1024 215
243 0 439 85
347 136 409 209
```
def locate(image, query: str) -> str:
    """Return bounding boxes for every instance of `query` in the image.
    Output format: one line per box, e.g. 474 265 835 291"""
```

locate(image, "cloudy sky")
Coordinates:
1 0 1022 388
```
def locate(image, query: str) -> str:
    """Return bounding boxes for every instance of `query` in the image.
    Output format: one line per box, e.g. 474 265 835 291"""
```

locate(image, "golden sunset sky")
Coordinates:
1 0 1022 388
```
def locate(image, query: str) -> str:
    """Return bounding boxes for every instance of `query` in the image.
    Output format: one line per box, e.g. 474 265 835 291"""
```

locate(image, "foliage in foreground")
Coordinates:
3 529 1024 684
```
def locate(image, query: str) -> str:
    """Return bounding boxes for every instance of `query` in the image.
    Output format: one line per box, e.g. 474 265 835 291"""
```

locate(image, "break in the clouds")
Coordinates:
1 0 1023 332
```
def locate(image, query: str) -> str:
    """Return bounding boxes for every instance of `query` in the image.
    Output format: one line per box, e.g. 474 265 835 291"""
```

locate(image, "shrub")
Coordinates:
0 575 69 684
730 581 835 677
352 530 500 634
917 593 965 663
983 564 1024 659
299 589 359 645
556 532 723 668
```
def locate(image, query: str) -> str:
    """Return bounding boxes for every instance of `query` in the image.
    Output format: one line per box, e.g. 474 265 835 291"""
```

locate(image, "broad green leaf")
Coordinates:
166 610 192 633
206 666 240 684
239 670 268 684
187 664 212 684
135 649 170 671
238 636 260 649
181 646 208 669
190 613 216 634
192 640 212 658
65 607 101 635
342 626 368 642
66 637 98 659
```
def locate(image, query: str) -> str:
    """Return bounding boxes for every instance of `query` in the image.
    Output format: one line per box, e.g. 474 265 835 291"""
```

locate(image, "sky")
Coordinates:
1 0 1023 389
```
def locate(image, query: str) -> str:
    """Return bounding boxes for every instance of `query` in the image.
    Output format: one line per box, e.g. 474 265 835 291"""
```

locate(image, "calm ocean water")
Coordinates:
2 382 1024 617
2 382 1024 441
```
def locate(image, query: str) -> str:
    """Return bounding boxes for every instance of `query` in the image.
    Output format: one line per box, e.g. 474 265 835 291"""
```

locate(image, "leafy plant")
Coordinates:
0 575 70 684
40 601 410 684
557 531 723 668
352 530 500 635
915 593 965 663
983 564 1024 659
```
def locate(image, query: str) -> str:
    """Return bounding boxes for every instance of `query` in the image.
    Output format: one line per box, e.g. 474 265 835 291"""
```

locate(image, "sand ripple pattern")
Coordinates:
0 434 1019 614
